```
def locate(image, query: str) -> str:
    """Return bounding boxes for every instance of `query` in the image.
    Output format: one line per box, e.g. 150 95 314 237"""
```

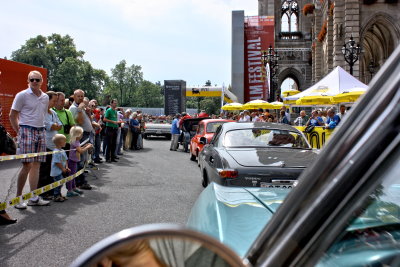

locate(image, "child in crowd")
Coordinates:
50 134 70 202
67 126 93 197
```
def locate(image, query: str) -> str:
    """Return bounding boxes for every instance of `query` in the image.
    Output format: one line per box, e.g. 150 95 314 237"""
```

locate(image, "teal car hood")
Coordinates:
187 183 291 258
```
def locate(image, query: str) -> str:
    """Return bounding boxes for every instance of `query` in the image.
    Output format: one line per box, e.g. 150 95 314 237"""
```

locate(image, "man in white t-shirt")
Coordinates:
9 70 50 209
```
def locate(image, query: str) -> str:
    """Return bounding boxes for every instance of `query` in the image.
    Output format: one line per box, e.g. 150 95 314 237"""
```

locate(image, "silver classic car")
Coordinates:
198 122 318 187
143 119 172 140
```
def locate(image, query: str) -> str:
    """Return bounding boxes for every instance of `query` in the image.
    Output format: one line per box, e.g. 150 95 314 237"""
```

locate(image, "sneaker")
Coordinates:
73 188 84 195
79 184 92 190
28 197 50 206
54 196 65 202
66 191 80 197
15 202 27 209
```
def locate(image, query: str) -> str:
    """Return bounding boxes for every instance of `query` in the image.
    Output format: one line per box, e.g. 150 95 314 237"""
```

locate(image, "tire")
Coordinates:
166 134 172 140
202 171 208 188
190 153 196 161
143 134 148 139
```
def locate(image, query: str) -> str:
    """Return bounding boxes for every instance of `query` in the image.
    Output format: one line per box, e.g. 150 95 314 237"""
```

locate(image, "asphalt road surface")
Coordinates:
0 137 203 266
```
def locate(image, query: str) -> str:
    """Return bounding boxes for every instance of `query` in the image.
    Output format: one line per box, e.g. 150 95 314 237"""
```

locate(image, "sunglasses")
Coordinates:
29 78 41 82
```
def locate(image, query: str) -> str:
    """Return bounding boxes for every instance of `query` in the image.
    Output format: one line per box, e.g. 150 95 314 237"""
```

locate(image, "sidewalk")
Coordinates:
0 160 21 203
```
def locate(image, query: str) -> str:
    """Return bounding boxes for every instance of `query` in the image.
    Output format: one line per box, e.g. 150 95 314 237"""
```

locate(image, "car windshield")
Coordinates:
318 149 400 266
206 122 229 133
223 128 310 149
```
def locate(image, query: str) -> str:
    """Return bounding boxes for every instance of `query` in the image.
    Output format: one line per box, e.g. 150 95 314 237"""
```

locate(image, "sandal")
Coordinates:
54 196 65 202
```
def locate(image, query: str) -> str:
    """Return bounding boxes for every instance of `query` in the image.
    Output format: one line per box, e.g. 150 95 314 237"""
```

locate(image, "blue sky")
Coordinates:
1 0 257 87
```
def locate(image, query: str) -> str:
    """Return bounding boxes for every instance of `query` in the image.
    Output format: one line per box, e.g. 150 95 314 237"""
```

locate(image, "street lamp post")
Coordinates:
341 35 361 75
261 44 279 102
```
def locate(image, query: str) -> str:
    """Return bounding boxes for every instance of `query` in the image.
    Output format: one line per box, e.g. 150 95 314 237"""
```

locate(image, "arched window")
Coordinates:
281 0 299 39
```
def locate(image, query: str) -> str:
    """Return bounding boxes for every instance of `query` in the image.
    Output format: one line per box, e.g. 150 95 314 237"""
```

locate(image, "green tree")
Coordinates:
135 80 163 107
106 60 143 106
11 34 107 100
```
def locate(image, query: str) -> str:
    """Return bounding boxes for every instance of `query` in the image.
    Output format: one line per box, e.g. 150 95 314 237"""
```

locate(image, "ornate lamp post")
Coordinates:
341 35 361 75
261 44 279 102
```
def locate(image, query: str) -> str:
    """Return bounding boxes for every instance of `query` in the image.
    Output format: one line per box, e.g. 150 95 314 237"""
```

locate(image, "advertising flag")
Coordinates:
244 16 274 102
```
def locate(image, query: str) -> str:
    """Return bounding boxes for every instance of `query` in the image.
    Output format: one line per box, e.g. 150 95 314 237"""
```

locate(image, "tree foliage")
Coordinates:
11 34 106 99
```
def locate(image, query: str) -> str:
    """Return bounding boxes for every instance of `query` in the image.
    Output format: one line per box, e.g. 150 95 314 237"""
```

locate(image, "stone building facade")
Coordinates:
259 0 400 90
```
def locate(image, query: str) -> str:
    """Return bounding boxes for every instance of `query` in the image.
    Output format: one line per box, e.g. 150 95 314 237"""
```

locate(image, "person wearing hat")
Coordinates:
170 114 181 151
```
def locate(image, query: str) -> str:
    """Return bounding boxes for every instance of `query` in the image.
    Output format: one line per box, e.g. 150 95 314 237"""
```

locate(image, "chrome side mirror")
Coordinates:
70 224 245 267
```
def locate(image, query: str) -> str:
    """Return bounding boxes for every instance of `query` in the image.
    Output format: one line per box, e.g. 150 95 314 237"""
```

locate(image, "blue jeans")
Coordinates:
94 133 101 159
53 174 64 196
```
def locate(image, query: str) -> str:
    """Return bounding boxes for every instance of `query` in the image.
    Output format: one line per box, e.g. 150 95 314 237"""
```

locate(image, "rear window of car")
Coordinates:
206 122 229 133
223 128 310 149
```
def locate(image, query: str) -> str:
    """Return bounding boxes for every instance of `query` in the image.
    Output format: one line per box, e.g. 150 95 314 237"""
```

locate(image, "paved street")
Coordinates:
0 138 203 266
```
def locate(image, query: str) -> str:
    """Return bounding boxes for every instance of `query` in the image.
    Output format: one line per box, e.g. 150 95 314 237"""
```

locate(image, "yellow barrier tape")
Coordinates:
33 188 43 196
0 168 85 211
0 149 75 162
0 202 6 211
22 193 33 201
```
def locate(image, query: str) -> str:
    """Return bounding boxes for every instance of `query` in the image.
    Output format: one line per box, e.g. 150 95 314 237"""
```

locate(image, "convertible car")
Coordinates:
72 46 400 267
198 122 318 187
189 119 235 161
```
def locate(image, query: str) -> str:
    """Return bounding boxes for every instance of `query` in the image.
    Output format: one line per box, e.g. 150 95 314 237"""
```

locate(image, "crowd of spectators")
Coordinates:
1 70 150 225
222 105 346 129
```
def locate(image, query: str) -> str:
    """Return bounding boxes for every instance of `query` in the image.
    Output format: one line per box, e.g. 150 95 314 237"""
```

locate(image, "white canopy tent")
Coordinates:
284 66 368 105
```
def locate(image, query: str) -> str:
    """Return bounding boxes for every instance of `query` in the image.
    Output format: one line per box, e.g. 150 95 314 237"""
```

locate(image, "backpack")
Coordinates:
0 124 17 155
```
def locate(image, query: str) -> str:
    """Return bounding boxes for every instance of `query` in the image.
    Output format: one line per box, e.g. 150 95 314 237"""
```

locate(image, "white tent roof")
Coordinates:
285 66 368 101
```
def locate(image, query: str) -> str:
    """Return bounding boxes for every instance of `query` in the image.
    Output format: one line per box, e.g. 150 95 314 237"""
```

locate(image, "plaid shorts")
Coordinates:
18 126 47 162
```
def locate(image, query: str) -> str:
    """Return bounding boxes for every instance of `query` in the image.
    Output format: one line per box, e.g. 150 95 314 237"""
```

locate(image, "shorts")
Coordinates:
18 126 46 163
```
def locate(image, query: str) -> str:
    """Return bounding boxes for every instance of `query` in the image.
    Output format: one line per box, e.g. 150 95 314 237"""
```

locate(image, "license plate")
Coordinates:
260 183 294 188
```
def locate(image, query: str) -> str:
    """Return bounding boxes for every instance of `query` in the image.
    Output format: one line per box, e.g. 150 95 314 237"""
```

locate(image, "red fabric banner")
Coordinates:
244 16 274 102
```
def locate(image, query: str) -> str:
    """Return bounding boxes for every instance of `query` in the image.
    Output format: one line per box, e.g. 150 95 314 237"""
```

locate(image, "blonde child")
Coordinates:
67 126 93 197
50 134 70 202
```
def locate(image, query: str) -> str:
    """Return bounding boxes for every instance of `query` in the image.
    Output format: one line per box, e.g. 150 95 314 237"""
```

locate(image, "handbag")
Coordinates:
0 124 16 155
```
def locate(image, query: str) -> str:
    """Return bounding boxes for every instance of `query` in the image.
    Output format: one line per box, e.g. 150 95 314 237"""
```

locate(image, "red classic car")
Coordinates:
189 119 235 161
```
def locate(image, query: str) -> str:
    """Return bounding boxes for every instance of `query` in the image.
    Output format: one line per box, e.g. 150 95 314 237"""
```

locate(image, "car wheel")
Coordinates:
166 134 172 140
143 134 148 139
202 170 208 188
190 153 196 161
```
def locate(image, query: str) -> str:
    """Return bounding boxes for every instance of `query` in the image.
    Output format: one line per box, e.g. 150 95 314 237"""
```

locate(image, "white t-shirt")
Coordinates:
11 88 49 128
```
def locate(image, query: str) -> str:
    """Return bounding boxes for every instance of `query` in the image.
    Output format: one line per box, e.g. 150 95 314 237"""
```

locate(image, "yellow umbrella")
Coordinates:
270 101 284 109
242 99 275 109
295 95 332 105
331 91 366 104
221 102 243 110
282 90 301 98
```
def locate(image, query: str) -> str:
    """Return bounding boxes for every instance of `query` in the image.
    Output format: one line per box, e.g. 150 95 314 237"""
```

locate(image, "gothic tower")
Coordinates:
259 0 313 96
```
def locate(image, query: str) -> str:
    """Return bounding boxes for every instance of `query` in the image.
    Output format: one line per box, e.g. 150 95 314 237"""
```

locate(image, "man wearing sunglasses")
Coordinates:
9 70 51 209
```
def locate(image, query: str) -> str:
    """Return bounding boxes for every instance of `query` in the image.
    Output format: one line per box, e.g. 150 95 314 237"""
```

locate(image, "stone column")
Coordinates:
314 9 323 82
333 0 345 70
